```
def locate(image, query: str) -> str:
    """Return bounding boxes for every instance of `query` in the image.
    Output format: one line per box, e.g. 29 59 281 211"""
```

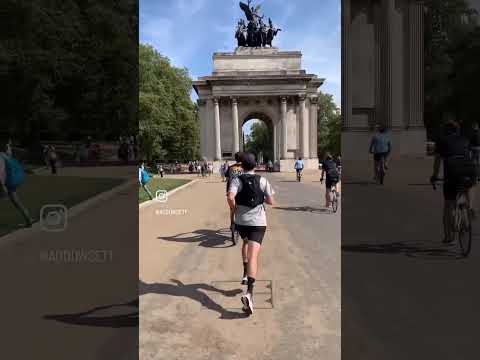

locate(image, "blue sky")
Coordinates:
140 0 341 107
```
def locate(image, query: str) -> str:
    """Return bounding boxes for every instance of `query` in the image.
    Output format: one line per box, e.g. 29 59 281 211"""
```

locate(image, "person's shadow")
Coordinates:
274 206 331 214
140 279 248 319
159 228 234 248
44 299 138 328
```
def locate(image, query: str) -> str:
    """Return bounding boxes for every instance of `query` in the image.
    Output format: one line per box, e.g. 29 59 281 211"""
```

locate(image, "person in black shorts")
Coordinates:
431 120 476 242
227 152 275 315
320 153 340 207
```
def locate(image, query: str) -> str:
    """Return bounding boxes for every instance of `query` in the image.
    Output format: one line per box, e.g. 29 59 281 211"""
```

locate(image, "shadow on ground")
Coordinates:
274 206 331 214
342 241 465 260
44 299 138 328
159 228 235 248
139 279 248 319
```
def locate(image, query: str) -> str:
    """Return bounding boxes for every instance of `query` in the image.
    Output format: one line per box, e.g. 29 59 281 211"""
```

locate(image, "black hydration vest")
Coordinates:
235 174 265 208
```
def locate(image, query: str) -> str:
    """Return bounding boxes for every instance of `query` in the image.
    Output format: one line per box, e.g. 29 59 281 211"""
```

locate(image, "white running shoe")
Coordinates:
241 293 254 315
241 276 248 285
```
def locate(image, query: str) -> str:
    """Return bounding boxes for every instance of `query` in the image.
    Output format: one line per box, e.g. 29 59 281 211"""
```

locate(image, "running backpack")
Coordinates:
324 160 339 181
235 174 264 208
140 168 151 185
1 154 26 190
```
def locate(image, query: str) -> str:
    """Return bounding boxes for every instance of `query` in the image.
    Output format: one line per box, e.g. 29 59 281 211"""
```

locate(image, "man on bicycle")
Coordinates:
430 121 476 243
294 157 304 179
369 125 391 181
320 153 340 208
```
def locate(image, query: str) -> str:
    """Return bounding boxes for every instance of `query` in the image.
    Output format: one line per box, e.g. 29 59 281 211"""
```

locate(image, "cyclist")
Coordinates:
430 121 476 243
320 153 340 208
369 125 391 181
227 152 275 315
294 157 304 180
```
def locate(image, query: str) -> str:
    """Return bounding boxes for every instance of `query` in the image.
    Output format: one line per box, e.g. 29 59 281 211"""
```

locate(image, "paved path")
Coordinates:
342 159 480 359
0 168 138 359
139 171 340 360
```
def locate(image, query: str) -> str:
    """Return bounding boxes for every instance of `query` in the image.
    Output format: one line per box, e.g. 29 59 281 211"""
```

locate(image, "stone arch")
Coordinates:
241 111 275 163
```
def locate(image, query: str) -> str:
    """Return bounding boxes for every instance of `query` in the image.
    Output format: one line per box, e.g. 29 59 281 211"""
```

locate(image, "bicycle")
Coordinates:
331 183 339 213
432 178 472 257
374 156 386 185
296 169 303 182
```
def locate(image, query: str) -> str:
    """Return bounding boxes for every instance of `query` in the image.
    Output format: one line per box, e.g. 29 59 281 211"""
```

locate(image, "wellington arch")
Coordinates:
193 47 324 172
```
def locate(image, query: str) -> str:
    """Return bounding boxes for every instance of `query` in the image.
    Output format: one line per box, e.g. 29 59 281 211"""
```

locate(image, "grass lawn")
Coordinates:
139 177 190 204
0 175 124 237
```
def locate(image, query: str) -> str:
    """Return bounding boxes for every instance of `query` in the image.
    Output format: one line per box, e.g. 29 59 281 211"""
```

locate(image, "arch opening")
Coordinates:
241 112 274 166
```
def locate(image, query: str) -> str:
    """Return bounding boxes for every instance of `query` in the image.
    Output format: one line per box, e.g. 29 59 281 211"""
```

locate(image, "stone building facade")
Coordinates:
342 0 426 159
193 47 324 172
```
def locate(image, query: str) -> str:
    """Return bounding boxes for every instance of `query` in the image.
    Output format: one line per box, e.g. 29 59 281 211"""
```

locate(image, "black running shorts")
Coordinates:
373 152 388 161
235 225 267 244
325 176 338 189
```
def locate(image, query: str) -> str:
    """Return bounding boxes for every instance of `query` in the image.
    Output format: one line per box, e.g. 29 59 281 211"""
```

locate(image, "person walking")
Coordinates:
157 163 164 178
0 140 33 227
220 161 227 182
267 159 273 172
46 145 58 174
227 152 275 315
139 162 153 200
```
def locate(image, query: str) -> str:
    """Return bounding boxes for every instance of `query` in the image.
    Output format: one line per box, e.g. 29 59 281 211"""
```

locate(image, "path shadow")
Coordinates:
140 279 247 319
274 206 331 214
159 228 235 248
342 181 376 185
44 299 138 328
342 241 463 260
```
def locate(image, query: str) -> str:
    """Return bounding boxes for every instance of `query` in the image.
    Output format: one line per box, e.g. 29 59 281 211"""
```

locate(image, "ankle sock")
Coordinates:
247 276 255 294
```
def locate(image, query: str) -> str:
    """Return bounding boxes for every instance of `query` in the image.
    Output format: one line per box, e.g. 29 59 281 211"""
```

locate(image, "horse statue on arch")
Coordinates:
266 18 281 47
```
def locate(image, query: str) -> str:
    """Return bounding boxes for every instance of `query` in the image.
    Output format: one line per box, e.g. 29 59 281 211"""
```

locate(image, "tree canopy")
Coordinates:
1 0 138 143
244 121 273 162
424 0 480 137
139 44 198 162
317 92 340 159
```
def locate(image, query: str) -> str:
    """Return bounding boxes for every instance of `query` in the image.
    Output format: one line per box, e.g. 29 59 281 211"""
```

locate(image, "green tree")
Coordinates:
424 0 479 136
1 0 138 143
317 92 340 158
244 121 273 162
138 44 199 162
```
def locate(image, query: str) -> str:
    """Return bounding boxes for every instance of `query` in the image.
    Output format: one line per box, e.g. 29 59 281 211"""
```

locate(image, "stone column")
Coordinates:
382 0 394 129
213 97 221 160
299 95 309 159
197 99 207 159
273 122 277 162
281 97 288 159
309 96 318 159
231 97 240 155
408 0 424 128
341 0 352 129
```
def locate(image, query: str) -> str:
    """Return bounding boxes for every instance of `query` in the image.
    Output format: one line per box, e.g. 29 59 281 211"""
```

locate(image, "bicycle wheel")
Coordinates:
457 204 472 257
331 190 338 213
